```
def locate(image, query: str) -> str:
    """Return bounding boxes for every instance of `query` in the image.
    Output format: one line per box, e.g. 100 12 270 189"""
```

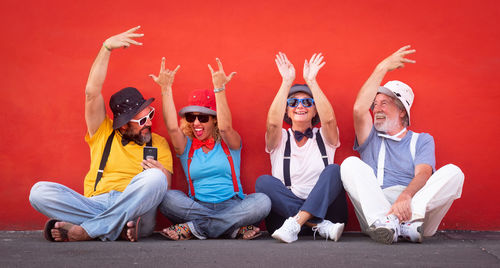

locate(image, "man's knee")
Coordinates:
436 164 465 189
29 181 54 206
138 168 168 190
255 175 277 193
340 156 366 181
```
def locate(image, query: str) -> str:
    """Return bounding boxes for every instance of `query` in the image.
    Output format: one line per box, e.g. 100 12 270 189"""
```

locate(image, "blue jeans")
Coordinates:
159 190 271 239
29 168 167 241
255 164 348 234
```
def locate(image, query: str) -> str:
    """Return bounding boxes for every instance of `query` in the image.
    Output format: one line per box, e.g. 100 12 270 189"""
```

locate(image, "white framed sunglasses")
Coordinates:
129 107 155 126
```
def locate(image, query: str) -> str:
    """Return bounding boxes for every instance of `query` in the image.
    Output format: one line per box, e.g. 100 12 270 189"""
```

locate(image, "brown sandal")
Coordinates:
237 225 262 240
160 223 193 240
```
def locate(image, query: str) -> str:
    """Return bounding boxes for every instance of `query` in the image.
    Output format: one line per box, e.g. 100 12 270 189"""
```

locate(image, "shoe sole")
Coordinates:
369 227 395 244
330 223 345 242
415 225 423 243
271 231 295 243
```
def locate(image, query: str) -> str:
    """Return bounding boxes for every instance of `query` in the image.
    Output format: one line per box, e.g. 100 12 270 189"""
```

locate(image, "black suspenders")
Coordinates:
283 129 328 189
94 130 152 191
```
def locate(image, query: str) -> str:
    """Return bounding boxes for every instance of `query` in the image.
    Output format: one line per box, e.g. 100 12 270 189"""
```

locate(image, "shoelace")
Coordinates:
311 225 329 241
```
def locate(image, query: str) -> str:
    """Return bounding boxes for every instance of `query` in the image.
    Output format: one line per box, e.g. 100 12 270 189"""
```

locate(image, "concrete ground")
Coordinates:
1 231 499 268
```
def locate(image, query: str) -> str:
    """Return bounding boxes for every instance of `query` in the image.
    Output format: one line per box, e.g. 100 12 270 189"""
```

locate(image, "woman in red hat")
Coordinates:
255 52 348 243
150 58 271 240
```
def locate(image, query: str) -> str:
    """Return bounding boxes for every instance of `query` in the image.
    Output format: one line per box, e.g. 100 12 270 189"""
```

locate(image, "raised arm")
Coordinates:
303 53 338 146
353 45 416 145
207 58 240 150
149 58 186 155
85 26 144 136
266 52 295 152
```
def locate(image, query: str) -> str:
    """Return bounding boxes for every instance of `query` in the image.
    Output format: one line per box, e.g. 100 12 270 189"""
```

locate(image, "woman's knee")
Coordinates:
245 193 272 218
255 175 278 193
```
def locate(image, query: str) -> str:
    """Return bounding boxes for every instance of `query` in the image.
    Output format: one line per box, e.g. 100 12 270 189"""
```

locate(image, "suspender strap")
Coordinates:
315 130 328 167
410 132 419 161
377 132 420 187
187 144 197 198
283 129 327 189
283 130 292 188
376 138 386 186
94 131 115 191
94 131 153 191
186 139 239 198
220 140 240 193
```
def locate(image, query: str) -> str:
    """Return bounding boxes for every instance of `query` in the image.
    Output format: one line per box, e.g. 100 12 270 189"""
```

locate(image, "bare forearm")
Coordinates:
267 80 292 130
403 166 432 197
354 65 387 114
306 79 338 144
85 46 111 98
214 90 233 132
161 86 186 154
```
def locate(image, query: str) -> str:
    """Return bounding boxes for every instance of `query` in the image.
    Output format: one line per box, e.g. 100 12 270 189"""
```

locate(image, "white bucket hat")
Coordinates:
377 80 414 125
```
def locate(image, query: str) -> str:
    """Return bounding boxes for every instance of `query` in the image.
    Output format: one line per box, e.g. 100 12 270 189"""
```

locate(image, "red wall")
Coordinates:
1 0 499 230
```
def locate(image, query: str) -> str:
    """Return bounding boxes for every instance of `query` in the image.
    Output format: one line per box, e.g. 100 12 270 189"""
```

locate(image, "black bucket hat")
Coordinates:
109 87 155 129
284 84 320 126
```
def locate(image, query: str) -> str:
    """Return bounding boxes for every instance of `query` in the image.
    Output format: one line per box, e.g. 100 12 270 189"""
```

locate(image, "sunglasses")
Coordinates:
185 113 211 123
129 107 155 126
287 98 315 108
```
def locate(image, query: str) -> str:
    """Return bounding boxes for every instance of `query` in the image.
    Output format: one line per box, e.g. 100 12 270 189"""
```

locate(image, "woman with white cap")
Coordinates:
255 52 348 243
149 58 271 240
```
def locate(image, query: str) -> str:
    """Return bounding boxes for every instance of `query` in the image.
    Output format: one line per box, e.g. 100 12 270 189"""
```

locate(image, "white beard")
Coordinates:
374 112 400 133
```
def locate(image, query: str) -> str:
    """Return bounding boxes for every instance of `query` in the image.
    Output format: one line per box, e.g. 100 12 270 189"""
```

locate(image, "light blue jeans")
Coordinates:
29 168 167 241
159 190 271 239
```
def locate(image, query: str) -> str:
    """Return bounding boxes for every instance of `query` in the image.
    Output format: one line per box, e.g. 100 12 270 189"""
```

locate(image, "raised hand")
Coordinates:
149 57 180 90
377 45 416 72
303 53 325 83
103 26 144 51
275 52 295 83
208 58 236 89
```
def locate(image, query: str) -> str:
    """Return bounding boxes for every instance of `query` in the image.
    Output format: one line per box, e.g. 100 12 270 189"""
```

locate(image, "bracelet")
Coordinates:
214 85 225 93
103 42 112 52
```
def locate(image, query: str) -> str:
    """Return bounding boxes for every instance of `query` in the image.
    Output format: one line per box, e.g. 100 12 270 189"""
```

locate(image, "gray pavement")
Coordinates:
1 231 499 267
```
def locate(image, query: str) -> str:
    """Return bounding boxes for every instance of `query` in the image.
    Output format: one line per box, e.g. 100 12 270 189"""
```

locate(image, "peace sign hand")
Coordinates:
208 58 236 89
149 57 180 91
103 26 144 51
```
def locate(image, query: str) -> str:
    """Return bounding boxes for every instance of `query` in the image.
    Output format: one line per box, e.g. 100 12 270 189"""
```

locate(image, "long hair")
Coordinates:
180 116 221 142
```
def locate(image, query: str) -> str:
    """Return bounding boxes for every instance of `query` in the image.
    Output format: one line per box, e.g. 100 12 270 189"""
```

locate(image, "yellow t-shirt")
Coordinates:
83 116 173 197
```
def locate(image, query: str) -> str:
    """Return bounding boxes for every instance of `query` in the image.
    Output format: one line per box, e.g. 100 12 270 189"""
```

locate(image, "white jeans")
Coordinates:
340 156 464 236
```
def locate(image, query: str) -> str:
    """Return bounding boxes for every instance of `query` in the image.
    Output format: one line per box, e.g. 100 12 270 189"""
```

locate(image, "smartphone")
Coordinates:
143 146 158 161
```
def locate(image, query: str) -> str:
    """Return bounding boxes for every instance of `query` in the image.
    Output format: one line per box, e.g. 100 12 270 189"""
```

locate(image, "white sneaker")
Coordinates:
272 217 301 243
400 221 423 243
312 220 344 242
368 214 400 244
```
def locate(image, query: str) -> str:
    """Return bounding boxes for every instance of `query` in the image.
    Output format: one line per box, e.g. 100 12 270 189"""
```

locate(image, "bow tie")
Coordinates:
192 137 215 151
121 136 131 146
293 128 313 142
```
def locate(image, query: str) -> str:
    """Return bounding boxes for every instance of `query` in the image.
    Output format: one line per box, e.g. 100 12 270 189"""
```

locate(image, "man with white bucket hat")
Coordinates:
340 46 464 244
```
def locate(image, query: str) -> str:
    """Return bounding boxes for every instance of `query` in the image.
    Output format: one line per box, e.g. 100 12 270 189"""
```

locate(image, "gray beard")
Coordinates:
374 116 400 133
123 126 152 145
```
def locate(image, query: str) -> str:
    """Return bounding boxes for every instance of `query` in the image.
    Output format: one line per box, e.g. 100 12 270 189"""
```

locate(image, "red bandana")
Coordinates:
192 137 215 151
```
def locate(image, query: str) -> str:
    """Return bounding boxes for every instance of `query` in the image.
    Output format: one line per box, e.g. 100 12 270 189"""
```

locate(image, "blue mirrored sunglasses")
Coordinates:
287 98 315 108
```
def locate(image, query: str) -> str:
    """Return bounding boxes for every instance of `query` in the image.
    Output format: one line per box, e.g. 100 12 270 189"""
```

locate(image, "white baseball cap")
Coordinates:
377 80 414 125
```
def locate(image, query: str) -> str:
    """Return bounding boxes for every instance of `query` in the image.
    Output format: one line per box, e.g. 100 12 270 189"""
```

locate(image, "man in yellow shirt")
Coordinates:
29 26 173 242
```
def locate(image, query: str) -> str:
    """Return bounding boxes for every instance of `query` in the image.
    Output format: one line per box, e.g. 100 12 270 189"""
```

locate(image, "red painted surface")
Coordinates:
0 0 499 230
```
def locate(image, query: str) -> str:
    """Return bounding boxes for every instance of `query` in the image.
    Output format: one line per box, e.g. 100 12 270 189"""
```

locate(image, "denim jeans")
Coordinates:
29 168 167 241
255 164 348 234
159 190 271 239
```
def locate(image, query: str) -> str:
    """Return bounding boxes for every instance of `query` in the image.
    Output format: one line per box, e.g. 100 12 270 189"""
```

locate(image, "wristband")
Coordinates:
103 42 112 52
214 85 225 93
